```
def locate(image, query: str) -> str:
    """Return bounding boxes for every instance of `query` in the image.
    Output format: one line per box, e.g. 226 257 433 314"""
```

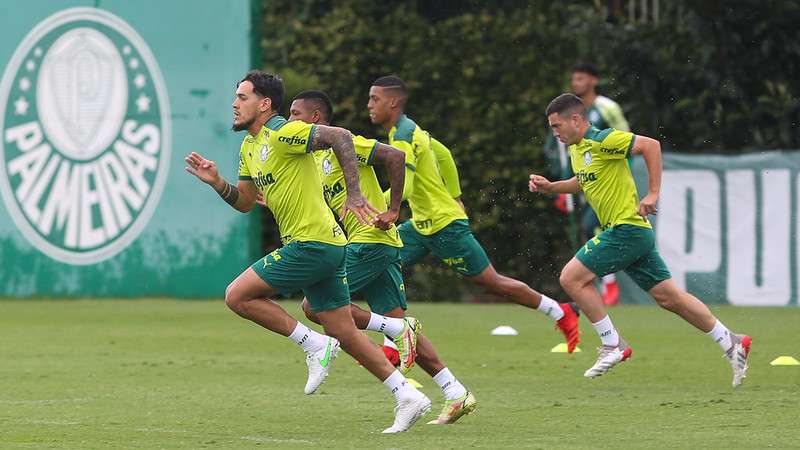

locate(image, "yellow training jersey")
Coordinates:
314 135 402 247
238 115 346 246
569 126 650 231
388 115 467 235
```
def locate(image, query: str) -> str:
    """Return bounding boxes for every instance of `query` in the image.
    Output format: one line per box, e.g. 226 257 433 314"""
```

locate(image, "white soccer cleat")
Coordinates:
304 337 340 395
382 393 432 433
584 338 632 378
726 333 752 388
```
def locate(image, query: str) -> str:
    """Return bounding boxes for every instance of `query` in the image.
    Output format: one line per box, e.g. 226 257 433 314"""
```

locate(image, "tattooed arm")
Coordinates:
310 125 380 224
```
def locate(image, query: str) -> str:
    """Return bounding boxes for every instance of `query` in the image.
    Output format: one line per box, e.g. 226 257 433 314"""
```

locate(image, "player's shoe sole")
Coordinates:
394 317 422 374
727 333 752 388
427 391 477 425
584 339 632 378
382 394 432 433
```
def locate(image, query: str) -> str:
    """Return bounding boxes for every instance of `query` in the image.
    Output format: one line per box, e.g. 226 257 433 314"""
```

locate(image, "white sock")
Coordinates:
383 336 398 350
537 295 565 321
383 369 419 401
366 312 405 339
432 368 467 401
592 315 620 347
602 273 617 284
287 322 326 352
706 320 733 351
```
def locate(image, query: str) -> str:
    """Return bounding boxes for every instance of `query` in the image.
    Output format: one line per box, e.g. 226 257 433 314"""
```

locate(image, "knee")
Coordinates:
224 282 247 315
651 290 677 310
473 272 507 294
301 299 319 324
559 270 574 291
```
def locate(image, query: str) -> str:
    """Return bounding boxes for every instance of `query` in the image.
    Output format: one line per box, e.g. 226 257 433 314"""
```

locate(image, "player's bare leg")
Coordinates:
304 300 475 424
225 268 340 394
648 279 715 331
304 300 420 373
315 305 431 432
560 257 631 377
470 264 580 352
649 280 752 387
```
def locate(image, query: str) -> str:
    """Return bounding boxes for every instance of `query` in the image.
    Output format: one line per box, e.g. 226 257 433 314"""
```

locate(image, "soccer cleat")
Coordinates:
584 338 632 378
382 393 432 433
726 334 752 388
383 345 401 367
304 337 340 395
427 391 477 425
393 317 422 374
555 303 581 353
602 280 620 306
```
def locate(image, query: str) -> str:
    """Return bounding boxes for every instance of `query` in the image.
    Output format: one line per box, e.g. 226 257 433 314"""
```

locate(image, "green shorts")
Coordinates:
576 224 672 291
346 243 407 315
398 219 491 277
251 241 350 313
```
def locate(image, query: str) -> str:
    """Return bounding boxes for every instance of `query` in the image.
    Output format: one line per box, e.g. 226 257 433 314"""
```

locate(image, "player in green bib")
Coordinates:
368 75 581 352
529 94 751 386
185 71 430 433
286 90 477 425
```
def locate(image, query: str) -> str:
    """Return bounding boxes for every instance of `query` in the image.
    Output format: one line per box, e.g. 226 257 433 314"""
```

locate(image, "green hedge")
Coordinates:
256 0 800 300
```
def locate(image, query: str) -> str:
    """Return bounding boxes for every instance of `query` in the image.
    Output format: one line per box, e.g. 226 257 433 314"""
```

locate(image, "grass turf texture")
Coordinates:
0 300 797 449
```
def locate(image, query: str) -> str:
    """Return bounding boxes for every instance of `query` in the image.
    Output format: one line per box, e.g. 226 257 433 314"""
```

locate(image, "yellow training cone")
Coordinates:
551 343 582 353
770 356 800 366
406 378 423 388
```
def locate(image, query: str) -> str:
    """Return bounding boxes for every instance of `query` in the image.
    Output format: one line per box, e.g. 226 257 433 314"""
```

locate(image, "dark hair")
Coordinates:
292 90 334 123
372 75 408 96
239 70 284 111
546 93 587 117
572 62 600 78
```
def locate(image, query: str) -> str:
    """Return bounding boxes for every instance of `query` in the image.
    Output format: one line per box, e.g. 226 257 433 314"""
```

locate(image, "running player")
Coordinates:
185 70 430 432
529 93 752 386
288 90 477 425
367 75 580 352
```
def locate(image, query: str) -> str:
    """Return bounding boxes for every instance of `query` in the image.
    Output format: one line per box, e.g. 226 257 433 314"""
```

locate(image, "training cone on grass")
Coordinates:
770 356 800 366
551 343 582 353
491 325 518 336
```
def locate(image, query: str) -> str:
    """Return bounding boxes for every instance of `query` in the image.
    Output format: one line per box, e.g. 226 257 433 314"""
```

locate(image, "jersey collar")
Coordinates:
583 125 602 141
265 114 288 131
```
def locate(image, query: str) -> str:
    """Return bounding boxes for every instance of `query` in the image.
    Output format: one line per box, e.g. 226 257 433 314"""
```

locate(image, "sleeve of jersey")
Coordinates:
603 103 630 132
272 120 316 155
598 130 636 160
353 135 378 167
238 144 251 180
431 139 462 198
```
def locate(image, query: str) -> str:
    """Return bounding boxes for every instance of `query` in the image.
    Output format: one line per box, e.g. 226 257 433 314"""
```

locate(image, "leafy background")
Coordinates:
255 0 800 300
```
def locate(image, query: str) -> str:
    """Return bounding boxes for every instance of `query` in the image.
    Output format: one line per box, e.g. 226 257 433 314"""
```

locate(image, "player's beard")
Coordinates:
231 116 254 132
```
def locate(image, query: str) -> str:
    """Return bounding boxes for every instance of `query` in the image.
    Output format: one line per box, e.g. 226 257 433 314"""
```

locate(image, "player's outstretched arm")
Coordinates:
185 151 257 212
311 125 380 225
528 174 580 194
370 143 405 230
630 135 662 218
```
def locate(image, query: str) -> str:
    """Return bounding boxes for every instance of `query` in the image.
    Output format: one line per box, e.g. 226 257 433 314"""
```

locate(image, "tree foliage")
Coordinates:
257 0 800 300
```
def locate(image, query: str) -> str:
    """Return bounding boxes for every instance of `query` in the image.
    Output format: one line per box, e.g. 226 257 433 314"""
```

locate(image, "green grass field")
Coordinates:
1 300 798 449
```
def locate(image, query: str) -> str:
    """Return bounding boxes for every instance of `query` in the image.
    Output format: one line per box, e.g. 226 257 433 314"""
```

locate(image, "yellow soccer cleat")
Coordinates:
427 391 477 425
393 317 422 374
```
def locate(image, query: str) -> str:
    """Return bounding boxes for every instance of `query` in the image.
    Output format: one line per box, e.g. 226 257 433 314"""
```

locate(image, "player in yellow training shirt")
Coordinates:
368 75 580 353
529 93 751 386
286 90 477 425
184 71 430 433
